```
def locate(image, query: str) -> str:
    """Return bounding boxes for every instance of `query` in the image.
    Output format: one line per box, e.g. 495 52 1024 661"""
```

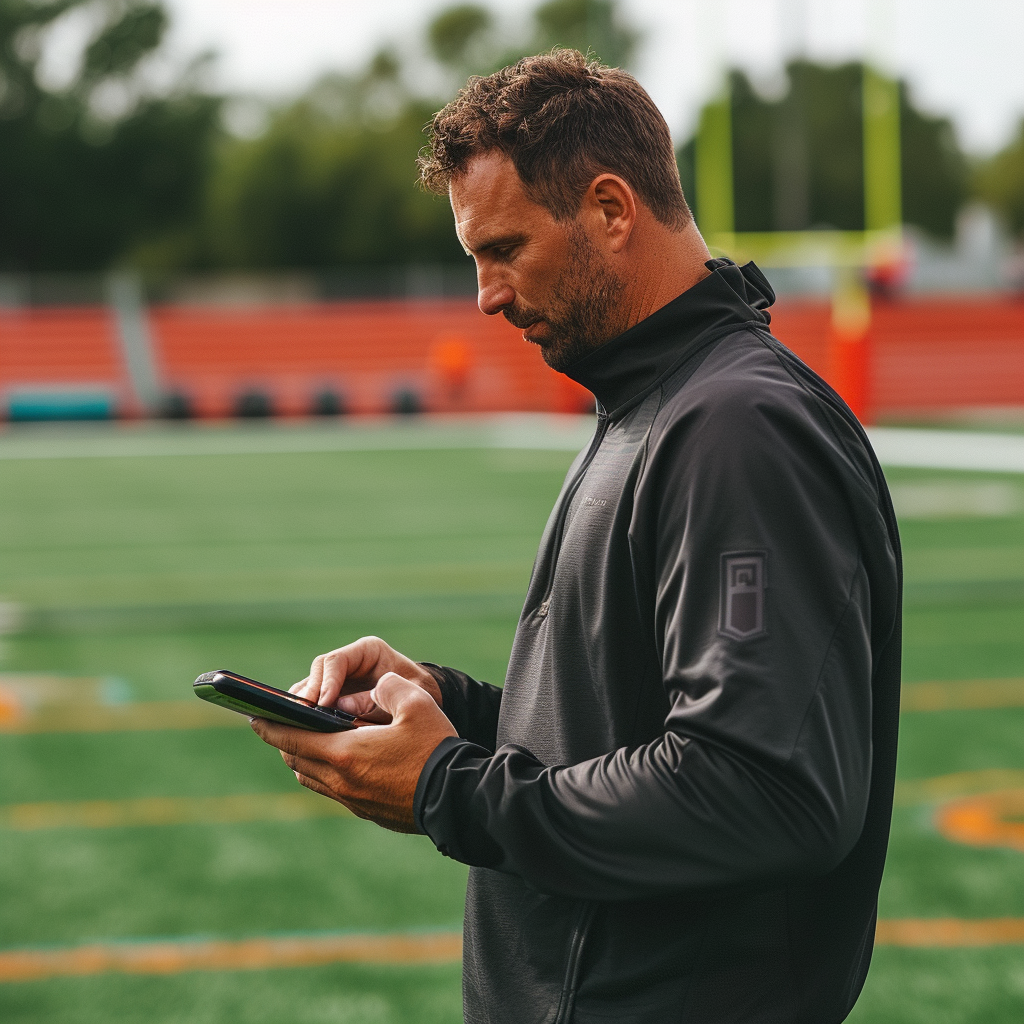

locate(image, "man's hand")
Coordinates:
251 672 457 833
290 636 443 719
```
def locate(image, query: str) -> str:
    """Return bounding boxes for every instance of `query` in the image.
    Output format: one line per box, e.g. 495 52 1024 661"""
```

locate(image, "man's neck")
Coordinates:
617 219 713 334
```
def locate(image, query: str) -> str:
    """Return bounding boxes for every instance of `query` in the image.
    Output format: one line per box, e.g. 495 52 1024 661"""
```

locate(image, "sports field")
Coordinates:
1 418 1023 1023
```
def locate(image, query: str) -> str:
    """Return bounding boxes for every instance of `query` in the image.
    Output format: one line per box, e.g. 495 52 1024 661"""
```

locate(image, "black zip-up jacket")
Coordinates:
414 260 902 1024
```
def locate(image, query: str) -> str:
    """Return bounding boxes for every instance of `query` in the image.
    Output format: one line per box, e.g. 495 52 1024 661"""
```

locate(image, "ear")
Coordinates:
584 174 637 253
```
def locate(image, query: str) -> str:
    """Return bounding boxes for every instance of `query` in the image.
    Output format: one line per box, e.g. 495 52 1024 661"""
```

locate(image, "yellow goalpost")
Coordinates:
693 56 904 422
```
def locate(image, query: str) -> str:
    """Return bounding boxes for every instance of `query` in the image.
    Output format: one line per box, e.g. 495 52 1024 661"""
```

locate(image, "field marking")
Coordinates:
0 420 1022 472
888 480 1023 519
4 917 1024 982
0 699 248 734
935 789 1024 854
867 427 1024 474
3 771 1021 830
874 918 1024 947
901 678 1024 712
894 769 1024 806
0 931 463 983
0 792 350 831
2 677 1021 736
0 415 596 461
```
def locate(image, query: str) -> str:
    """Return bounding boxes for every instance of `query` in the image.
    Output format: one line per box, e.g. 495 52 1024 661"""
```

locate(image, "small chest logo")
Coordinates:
719 552 767 640
583 495 607 509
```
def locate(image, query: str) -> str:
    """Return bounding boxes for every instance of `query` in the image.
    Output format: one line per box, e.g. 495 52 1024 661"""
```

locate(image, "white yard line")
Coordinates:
867 427 1024 474
0 417 1023 472
0 415 596 460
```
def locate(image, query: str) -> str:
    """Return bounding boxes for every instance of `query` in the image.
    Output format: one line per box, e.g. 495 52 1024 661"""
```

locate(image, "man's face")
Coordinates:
450 151 626 372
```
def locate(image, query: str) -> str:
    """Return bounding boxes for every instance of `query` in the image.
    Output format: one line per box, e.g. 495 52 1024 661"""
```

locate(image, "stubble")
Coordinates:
504 223 627 373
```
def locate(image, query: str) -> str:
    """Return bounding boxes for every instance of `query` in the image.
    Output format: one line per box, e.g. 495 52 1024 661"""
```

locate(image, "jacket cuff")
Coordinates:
419 661 455 710
413 735 467 837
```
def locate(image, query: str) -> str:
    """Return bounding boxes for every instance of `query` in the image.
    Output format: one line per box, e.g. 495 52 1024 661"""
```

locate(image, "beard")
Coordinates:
503 223 627 373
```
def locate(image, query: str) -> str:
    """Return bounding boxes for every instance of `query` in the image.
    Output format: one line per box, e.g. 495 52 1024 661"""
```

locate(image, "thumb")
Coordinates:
370 671 435 720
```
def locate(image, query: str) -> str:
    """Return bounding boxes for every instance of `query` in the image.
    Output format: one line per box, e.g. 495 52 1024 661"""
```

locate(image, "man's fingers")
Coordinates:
319 648 357 708
319 637 398 706
370 671 438 720
249 716 339 762
289 676 312 698
337 689 379 717
299 655 325 704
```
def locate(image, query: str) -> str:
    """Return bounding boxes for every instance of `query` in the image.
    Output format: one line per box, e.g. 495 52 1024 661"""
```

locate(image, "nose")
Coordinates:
477 270 516 317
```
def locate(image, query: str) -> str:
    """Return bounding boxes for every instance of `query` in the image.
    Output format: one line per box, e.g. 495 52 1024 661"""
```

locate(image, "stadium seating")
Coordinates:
1 296 1021 421
148 300 592 417
0 307 126 419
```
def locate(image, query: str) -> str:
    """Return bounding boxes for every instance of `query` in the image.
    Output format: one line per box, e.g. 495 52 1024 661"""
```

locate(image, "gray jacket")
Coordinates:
417 260 902 1024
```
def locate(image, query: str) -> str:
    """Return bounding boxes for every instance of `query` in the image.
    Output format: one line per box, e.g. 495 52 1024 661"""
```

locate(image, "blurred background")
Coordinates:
1 1 1023 1022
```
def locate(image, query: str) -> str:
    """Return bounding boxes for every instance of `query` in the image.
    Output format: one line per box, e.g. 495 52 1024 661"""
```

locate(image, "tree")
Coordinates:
677 60 969 240
201 69 465 269
975 121 1024 239
531 0 638 69
1 0 644 273
425 0 638 81
195 0 641 273
0 0 221 272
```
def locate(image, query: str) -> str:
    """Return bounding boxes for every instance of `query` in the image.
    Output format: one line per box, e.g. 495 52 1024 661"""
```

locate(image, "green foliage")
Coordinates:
425 0 637 80
427 4 493 69
1 0 643 272
192 0 642 273
975 120 1024 238
0 0 221 272
82 2 166 81
677 60 969 240
201 85 464 270
532 0 637 69
900 91 971 238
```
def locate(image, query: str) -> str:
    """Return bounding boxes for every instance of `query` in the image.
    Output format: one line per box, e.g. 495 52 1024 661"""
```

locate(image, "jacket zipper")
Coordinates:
535 413 610 620
553 902 595 1024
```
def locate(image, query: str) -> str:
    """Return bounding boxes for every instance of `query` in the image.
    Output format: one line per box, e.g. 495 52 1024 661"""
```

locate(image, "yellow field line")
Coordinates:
3 918 1024 983
901 678 1024 712
0 792 350 830
894 768 1024 806
875 919 1024 947
0 678 1020 735
5 767 1024 830
0 700 247 734
0 932 463 983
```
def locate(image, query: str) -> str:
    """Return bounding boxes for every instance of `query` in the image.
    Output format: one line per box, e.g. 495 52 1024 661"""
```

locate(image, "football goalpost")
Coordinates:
693 23 903 423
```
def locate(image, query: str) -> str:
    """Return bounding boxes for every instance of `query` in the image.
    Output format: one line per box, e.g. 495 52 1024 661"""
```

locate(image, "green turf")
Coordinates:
0 963 464 1024
847 948 1024 1024
1 818 465 945
1 439 1023 1022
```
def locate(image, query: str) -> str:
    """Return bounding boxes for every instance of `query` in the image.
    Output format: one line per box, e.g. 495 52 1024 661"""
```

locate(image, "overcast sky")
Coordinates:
161 0 1024 154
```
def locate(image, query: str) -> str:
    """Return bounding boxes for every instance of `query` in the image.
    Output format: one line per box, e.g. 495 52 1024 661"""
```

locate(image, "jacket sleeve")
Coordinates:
421 663 503 753
415 383 896 901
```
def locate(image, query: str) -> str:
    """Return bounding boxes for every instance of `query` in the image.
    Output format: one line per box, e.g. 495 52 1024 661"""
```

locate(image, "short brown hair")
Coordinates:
419 49 691 230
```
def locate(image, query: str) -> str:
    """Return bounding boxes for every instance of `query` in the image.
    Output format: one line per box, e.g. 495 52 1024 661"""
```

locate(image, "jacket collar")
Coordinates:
563 259 776 417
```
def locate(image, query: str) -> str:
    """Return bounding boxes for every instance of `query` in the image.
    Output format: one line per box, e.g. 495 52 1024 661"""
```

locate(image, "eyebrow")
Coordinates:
464 232 527 256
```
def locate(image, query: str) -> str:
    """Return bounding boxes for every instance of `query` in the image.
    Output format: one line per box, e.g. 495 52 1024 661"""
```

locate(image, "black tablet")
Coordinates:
193 669 357 732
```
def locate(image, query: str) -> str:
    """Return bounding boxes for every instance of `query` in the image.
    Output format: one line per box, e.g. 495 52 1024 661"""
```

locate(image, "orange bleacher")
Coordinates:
2 295 1022 420
872 299 1024 412
770 297 1024 418
149 300 593 417
0 306 131 407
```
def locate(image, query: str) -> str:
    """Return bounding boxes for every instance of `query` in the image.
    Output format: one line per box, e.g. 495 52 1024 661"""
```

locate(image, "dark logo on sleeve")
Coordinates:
719 552 767 640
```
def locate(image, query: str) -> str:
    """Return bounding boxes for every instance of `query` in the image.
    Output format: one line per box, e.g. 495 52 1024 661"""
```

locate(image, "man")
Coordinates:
253 50 902 1024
